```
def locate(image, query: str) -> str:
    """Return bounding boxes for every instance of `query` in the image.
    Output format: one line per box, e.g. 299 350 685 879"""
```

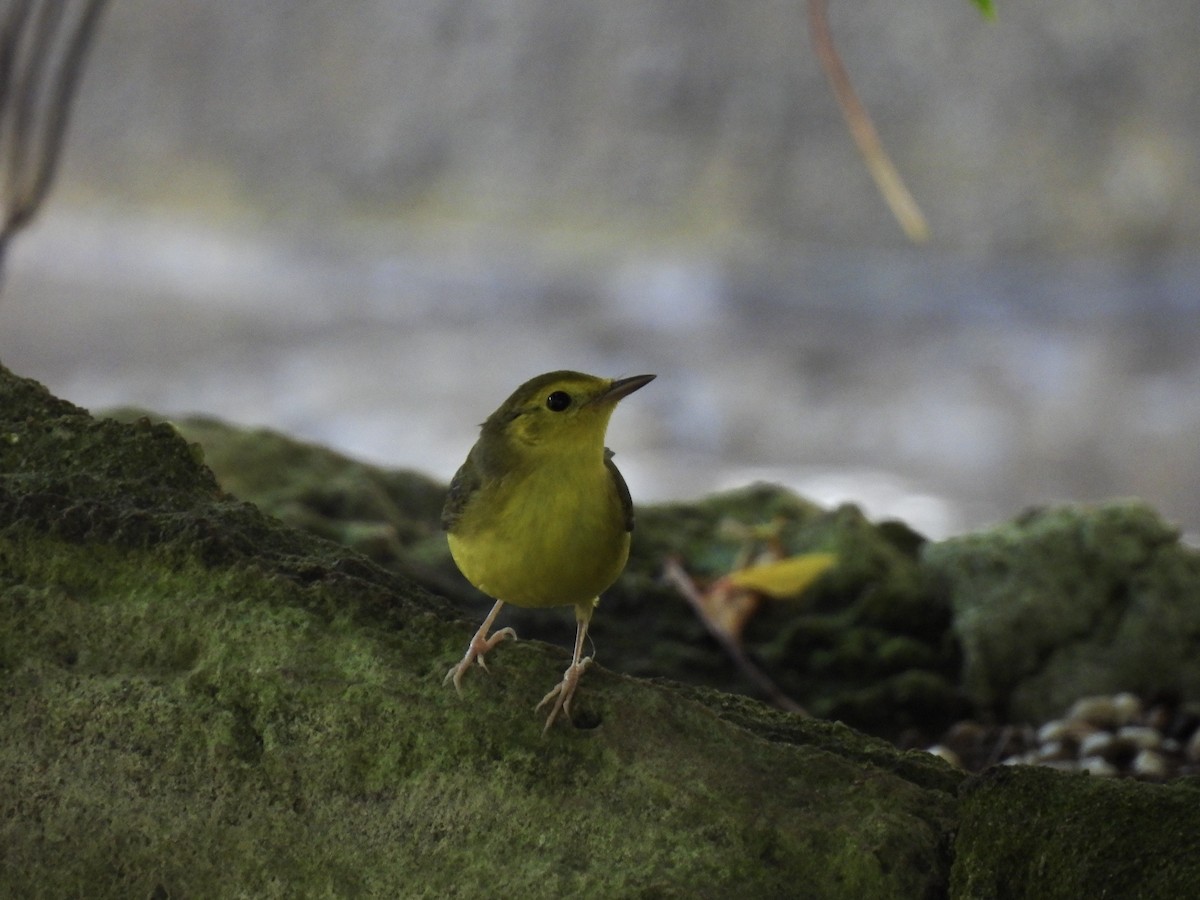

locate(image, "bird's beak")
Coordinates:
596 373 656 405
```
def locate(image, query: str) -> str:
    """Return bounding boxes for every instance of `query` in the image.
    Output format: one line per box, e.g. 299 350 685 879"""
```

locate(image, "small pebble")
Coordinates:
1036 719 1069 744
1078 731 1116 760
1067 695 1119 729
1037 717 1096 746
1132 749 1168 778
1111 692 1142 727
1079 756 1118 777
1034 740 1071 763
927 692 1200 781
1068 693 1141 730
1116 725 1161 751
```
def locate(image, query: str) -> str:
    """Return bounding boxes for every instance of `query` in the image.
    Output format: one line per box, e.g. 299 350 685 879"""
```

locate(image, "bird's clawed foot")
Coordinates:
536 656 592 734
443 625 518 693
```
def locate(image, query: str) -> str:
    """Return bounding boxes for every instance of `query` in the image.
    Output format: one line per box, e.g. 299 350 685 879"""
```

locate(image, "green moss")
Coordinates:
103 410 450 575
923 503 1200 721
0 549 957 896
952 766 1200 897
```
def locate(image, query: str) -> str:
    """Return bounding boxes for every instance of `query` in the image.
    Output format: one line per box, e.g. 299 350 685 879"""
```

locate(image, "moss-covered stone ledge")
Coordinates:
952 766 1200 897
2 364 959 896
5 363 1200 897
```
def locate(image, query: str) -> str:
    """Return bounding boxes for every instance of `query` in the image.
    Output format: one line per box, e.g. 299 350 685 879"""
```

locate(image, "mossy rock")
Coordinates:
624 494 966 740
952 766 1200 897
7 362 1200 896
923 503 1200 722
103 410 453 582
2 364 958 897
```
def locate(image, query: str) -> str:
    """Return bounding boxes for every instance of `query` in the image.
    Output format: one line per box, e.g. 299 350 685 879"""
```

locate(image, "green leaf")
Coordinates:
971 0 996 18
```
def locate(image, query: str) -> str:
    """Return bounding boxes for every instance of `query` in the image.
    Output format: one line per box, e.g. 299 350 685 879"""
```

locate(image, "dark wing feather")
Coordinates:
605 447 635 532
441 446 483 532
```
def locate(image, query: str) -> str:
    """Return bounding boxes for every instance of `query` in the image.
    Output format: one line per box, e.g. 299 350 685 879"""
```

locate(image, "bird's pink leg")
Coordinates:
536 602 594 733
443 599 517 693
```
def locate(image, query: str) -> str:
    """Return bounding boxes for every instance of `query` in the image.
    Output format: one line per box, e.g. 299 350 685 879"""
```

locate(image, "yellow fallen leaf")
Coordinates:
722 553 837 598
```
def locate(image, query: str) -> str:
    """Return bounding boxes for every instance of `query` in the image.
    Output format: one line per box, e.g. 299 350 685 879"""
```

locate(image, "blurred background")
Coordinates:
1 0 1197 539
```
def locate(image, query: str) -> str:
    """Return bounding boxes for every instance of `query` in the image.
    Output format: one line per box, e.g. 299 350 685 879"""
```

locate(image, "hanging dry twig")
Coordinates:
663 556 811 716
0 0 109 281
807 0 930 242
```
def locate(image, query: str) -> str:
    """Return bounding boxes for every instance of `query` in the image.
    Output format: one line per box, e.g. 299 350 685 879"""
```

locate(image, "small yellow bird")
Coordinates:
442 370 655 732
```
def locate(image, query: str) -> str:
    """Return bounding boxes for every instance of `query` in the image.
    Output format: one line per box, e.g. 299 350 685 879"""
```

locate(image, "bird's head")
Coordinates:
481 370 655 458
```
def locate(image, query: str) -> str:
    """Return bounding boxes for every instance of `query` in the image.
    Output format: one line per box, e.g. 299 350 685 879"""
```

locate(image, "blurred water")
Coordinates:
3 206 1198 540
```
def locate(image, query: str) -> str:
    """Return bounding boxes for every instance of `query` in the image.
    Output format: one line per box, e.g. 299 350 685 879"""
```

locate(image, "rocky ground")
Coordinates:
927 691 1200 780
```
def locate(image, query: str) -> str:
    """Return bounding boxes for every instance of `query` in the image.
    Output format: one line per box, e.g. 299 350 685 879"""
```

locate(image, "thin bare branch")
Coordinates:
0 0 108 276
808 0 930 242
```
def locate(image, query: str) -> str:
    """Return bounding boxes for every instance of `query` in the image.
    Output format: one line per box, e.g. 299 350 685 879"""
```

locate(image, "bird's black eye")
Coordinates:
546 391 572 412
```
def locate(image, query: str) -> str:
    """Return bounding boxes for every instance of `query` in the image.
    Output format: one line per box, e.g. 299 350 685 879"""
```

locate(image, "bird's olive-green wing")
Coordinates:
605 447 635 532
441 448 483 532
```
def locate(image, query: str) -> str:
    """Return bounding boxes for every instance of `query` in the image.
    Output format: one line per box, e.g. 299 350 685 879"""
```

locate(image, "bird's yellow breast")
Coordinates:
447 457 631 609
